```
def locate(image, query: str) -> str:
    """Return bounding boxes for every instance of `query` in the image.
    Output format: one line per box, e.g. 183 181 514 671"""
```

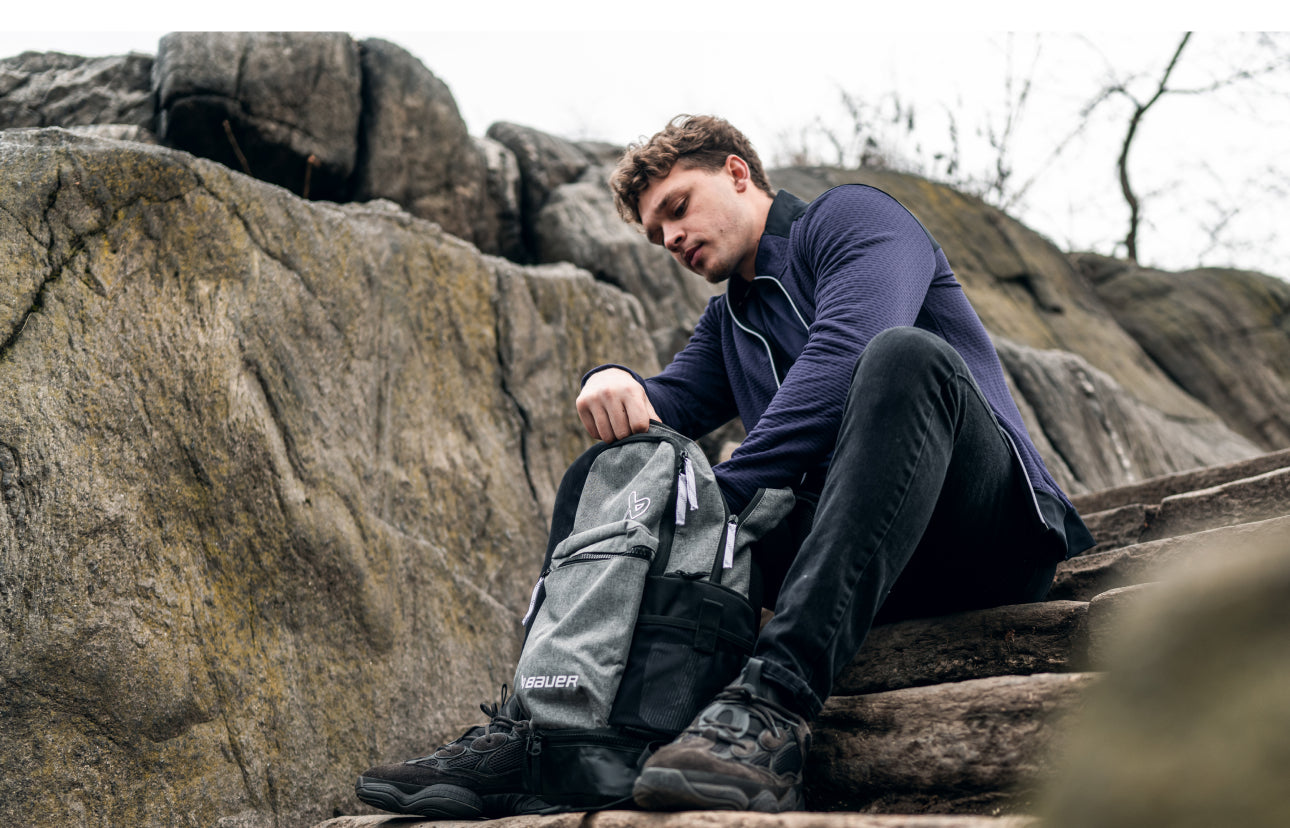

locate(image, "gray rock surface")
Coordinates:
351 38 489 249
996 338 1259 493
1050 514 1290 601
1076 253 1290 451
534 167 723 364
0 128 650 828
834 601 1088 695
1071 447 1290 514
476 135 526 261
0 50 153 129
808 673 1097 814
485 121 597 256
153 32 363 201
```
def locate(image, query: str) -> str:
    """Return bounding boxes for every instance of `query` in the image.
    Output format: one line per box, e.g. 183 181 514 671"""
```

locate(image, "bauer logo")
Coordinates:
521 674 579 690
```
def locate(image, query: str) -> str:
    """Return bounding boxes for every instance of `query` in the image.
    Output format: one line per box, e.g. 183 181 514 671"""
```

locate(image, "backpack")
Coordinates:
513 422 794 808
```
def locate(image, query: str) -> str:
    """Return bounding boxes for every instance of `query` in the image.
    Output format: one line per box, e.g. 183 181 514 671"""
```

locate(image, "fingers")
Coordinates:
576 369 657 443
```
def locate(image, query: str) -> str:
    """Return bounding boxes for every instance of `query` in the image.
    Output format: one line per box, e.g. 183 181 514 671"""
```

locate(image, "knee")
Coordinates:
852 327 958 384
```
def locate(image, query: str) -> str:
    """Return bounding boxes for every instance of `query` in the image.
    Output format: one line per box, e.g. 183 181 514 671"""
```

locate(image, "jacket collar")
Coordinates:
730 190 808 308
745 190 808 289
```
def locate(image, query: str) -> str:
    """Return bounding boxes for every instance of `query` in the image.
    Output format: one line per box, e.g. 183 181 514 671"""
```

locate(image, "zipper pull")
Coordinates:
722 517 738 569
675 452 700 526
684 455 698 510
521 573 547 626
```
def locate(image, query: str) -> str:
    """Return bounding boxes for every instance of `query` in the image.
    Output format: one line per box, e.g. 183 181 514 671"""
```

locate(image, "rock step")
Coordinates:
835 601 1087 695
1050 513 1290 602
808 673 1097 815
1078 464 1290 554
835 585 1154 696
319 813 1036 827
1070 447 1290 515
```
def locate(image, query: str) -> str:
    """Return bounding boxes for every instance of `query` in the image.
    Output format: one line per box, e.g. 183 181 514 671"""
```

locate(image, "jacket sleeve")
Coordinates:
583 295 738 441
713 186 940 512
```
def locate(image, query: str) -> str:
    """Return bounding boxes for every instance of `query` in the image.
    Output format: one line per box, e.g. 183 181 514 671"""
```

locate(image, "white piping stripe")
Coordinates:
753 276 811 332
726 291 783 388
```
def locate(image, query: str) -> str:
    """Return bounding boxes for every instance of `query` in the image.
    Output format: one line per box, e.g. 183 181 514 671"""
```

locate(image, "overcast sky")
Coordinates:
4 6 1289 279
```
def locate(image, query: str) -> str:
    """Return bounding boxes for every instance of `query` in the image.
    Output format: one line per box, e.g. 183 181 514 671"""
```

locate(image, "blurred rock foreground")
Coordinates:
2 32 1288 828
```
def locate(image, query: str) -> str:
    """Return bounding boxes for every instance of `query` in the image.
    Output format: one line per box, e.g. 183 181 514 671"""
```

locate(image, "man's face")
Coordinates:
637 159 761 284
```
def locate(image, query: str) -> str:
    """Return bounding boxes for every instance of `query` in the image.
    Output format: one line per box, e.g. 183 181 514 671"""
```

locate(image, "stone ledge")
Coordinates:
808 673 1098 814
835 602 1088 696
1050 514 1290 601
1070 448 1290 514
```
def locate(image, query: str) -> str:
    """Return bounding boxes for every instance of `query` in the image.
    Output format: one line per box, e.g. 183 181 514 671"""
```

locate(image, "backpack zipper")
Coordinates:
674 451 699 526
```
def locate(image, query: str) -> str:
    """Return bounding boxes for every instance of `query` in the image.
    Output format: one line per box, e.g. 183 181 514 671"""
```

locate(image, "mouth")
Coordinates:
684 244 702 269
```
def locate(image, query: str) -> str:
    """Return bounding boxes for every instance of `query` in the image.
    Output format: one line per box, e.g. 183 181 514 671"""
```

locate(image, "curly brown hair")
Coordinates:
610 114 773 225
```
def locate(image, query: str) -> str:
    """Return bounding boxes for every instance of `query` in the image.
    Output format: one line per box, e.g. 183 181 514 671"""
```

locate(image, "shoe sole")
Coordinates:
354 778 483 818
632 767 802 812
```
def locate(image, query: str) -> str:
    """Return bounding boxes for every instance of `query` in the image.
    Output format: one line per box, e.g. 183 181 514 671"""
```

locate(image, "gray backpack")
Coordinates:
514 422 794 808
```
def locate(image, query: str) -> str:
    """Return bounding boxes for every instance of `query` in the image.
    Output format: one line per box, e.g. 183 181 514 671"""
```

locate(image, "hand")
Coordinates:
576 368 660 443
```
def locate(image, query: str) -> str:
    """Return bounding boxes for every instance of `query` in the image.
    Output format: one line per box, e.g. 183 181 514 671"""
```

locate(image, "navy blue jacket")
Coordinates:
600 185 1093 558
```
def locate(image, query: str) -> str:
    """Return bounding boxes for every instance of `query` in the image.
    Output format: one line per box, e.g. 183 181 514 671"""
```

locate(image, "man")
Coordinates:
581 114 1092 812
356 114 1092 817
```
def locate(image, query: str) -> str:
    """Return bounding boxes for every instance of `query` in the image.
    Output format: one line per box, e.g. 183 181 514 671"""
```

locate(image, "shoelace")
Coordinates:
409 685 520 763
481 684 524 735
687 686 793 742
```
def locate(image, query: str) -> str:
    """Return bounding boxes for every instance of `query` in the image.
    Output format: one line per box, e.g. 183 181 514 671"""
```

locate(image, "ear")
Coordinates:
725 154 751 192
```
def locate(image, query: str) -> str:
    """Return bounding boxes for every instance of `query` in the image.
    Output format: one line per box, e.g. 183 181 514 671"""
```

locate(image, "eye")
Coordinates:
674 198 687 218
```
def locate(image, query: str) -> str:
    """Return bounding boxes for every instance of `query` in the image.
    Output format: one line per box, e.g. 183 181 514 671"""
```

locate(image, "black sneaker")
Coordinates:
355 686 547 819
632 658 811 812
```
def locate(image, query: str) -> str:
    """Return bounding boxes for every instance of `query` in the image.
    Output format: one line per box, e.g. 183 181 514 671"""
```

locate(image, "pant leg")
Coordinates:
753 327 1059 719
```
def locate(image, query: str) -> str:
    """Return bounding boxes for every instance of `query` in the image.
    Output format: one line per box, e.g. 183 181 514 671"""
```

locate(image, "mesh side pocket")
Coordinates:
609 575 756 735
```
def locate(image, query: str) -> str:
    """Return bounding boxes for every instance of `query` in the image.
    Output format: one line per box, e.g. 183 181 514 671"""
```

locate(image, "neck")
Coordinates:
737 191 775 282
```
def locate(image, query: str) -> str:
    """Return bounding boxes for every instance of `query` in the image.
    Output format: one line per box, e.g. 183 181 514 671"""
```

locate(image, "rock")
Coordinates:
1049 514 1290 601
834 601 1089 695
476 135 525 261
153 32 362 202
351 38 489 249
1076 254 1290 451
534 167 723 364
0 50 154 129
1081 583 1156 670
485 121 597 257
1078 503 1155 554
1040 517 1290 828
1071 447 1290 514
66 123 158 144
995 338 1259 493
1142 466 1290 541
808 673 1098 814
493 257 660 519
0 128 645 828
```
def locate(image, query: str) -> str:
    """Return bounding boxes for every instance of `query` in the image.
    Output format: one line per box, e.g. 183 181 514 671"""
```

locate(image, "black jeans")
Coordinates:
751 327 1060 719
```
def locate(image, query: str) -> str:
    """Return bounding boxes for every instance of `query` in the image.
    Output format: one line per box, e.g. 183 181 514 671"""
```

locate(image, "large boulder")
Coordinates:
0 128 654 827
1076 253 1290 452
485 121 598 257
350 38 490 251
153 32 363 202
475 135 526 262
534 166 723 363
0 50 154 130
997 338 1259 494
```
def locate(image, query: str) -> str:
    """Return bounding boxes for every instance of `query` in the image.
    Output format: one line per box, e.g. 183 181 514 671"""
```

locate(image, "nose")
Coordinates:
664 223 684 252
